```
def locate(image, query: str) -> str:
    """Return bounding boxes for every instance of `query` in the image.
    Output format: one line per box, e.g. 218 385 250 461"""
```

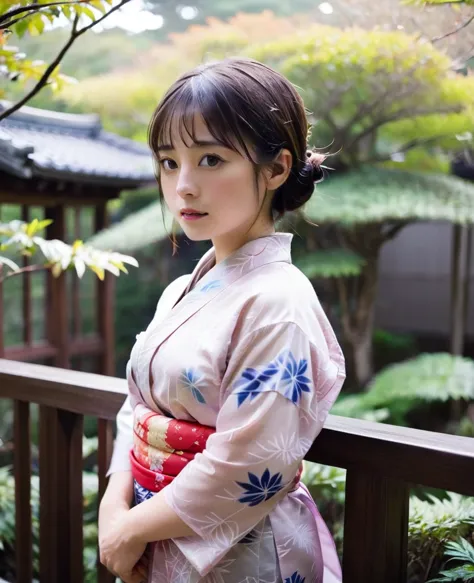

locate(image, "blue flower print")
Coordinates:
236 468 283 506
276 351 312 404
134 481 155 505
285 572 306 583
180 368 206 404
199 279 222 293
233 362 279 407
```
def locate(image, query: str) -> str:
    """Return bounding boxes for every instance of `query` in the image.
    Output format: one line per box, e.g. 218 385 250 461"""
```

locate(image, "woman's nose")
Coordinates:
176 166 199 198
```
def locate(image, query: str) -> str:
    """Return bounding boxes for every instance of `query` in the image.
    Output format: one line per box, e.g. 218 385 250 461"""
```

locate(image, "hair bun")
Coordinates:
306 150 325 184
272 150 327 216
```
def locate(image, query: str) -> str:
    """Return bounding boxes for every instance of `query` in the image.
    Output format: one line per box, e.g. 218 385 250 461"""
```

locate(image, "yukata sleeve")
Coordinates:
107 275 192 477
164 321 344 576
106 393 133 476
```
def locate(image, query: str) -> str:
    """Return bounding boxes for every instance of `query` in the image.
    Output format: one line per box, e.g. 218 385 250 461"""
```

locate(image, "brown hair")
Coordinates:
148 57 325 247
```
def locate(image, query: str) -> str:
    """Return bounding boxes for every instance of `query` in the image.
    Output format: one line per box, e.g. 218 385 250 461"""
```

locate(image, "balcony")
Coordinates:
1 358 473 583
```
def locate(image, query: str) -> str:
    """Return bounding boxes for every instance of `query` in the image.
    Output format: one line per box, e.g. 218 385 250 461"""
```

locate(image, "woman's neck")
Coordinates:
212 223 276 264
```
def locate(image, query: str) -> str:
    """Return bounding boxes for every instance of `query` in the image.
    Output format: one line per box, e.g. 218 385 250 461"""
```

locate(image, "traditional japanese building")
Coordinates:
0 101 155 374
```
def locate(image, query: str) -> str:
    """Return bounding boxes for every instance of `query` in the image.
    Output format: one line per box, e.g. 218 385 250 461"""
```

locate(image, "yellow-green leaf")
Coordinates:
90 0 107 14
62 4 72 19
26 219 39 237
37 219 53 231
81 5 97 22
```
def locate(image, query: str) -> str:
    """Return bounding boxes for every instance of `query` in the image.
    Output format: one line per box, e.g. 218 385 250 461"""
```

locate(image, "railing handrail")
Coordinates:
1 357 473 496
0 358 127 420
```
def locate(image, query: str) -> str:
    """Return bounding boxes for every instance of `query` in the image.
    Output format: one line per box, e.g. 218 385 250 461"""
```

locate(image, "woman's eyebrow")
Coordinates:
157 140 226 152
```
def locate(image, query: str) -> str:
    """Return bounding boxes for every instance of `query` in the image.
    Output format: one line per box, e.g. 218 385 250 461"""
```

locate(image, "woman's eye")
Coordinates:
159 158 177 171
200 155 222 168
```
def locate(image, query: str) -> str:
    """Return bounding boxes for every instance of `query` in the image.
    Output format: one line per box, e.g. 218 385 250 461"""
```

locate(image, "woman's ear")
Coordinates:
265 149 293 191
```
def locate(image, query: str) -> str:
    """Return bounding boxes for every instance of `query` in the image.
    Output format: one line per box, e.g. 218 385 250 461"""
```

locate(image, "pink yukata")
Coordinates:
107 232 346 583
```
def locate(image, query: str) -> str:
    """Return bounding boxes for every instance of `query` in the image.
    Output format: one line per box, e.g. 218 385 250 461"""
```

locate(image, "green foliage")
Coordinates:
302 462 347 554
0 454 99 581
411 496 474 582
295 249 366 278
332 353 474 424
0 219 138 281
373 328 418 369
89 201 170 252
428 538 474 582
13 28 155 83
308 167 474 226
249 25 474 164
303 463 474 579
0 0 119 100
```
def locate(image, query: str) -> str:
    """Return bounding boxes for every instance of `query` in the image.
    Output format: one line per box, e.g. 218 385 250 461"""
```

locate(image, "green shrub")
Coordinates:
303 462 474 582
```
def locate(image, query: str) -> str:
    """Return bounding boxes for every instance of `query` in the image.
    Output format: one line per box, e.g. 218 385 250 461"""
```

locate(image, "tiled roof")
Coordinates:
0 101 155 187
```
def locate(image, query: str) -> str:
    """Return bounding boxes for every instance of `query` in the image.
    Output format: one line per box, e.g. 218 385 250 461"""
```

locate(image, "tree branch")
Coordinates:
345 105 463 154
381 221 410 243
0 264 48 284
0 1 85 27
431 12 474 43
0 14 80 121
364 134 455 164
0 0 132 123
1 13 35 29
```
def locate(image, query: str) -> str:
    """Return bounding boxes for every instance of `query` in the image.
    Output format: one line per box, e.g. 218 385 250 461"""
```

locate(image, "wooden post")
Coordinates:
45 205 69 369
97 418 116 583
95 202 115 376
14 400 33 583
342 470 409 583
21 206 32 347
39 406 84 583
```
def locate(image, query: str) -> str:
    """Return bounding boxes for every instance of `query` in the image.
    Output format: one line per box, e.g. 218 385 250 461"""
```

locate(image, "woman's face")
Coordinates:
157 114 272 255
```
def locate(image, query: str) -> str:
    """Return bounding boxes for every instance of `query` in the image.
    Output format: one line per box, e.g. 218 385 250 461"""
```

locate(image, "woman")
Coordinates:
99 57 346 583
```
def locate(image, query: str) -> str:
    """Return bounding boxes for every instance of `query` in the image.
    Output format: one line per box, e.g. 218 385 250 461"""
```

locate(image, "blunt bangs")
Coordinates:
147 71 268 163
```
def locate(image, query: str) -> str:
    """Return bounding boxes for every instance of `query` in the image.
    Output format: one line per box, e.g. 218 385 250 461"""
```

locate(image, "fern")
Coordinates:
332 353 474 424
294 249 366 279
428 538 474 583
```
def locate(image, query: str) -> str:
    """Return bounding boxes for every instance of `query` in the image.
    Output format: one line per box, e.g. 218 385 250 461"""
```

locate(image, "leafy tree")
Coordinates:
0 0 132 121
84 16 474 386
250 26 474 386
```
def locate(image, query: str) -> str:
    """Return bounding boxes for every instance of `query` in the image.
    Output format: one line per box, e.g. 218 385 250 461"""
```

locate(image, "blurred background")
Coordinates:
1 0 474 581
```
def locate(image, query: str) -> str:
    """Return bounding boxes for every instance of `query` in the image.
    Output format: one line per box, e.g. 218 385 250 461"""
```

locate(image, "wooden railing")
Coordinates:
0 358 473 583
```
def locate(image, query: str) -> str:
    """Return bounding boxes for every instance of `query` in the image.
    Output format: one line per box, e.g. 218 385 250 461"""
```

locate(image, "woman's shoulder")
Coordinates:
247 261 316 304
235 262 323 333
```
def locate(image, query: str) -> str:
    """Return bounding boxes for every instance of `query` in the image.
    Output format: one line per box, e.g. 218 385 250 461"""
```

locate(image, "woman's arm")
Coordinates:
101 470 135 509
125 488 196 544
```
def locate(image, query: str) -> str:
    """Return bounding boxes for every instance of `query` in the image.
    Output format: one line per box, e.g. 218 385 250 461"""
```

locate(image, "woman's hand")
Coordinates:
99 502 148 583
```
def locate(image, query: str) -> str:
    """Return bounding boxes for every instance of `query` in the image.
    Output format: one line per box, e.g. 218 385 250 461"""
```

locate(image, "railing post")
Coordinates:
342 469 409 583
14 400 32 583
39 406 84 583
97 418 116 583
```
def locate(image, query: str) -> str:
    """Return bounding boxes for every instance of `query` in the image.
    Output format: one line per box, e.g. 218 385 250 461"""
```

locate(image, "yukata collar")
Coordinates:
186 232 294 295
136 232 293 397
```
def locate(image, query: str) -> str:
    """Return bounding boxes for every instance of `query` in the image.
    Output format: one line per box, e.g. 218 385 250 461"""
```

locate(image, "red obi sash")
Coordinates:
130 405 215 492
130 404 303 493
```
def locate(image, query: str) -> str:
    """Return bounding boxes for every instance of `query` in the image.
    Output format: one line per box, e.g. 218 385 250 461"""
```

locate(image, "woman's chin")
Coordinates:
180 225 212 241
183 232 211 241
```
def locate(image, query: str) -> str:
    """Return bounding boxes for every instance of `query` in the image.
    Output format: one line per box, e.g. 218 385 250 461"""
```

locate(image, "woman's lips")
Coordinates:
181 212 208 221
